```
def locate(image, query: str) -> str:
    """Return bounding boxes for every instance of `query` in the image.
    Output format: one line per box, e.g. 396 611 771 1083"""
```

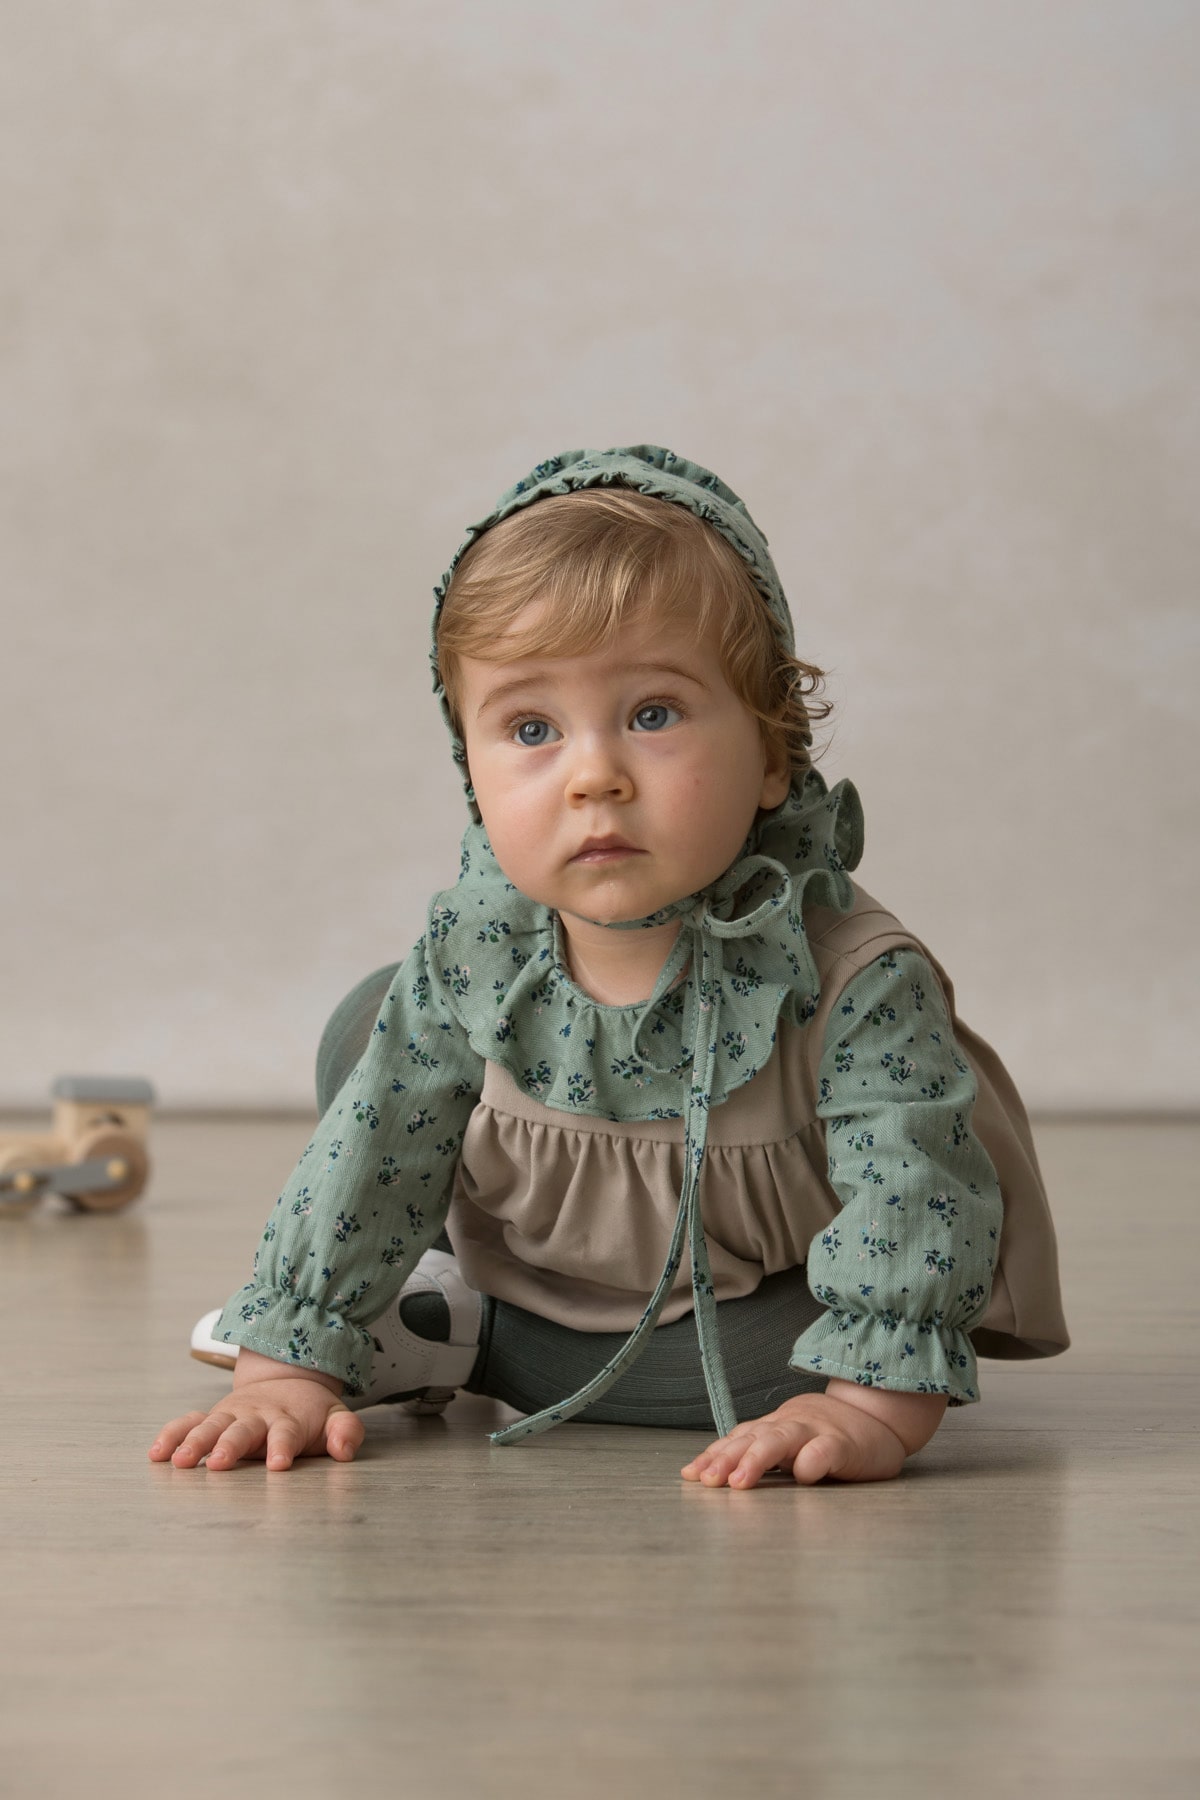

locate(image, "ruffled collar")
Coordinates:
427 770 863 1122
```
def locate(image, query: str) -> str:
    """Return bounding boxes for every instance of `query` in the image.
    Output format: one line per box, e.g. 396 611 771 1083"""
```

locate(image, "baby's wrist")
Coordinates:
822 1378 948 1456
232 1346 343 1398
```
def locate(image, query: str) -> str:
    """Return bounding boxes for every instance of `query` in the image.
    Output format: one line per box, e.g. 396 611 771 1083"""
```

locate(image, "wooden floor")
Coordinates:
2 1114 1198 1799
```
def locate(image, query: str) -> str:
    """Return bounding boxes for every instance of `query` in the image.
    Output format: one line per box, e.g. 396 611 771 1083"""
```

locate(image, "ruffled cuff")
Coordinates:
789 1304 981 1406
213 1283 375 1396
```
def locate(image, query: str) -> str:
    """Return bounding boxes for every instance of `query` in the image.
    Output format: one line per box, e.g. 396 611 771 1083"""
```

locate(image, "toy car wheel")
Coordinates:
65 1127 149 1211
0 1147 44 1217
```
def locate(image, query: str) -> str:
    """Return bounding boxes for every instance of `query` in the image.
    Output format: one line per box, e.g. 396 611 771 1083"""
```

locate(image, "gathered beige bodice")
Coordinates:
448 885 1069 1362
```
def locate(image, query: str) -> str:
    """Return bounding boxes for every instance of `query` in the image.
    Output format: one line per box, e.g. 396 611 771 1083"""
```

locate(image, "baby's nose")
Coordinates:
565 738 634 803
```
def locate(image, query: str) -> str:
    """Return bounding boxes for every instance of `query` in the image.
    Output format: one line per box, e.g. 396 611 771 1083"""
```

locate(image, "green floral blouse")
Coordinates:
212 775 1003 1426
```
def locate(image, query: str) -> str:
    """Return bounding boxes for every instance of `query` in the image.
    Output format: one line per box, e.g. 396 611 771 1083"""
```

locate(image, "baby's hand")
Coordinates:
680 1379 948 1489
148 1348 365 1472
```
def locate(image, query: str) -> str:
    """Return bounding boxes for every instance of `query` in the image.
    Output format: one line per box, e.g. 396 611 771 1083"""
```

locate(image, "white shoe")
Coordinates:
189 1248 483 1415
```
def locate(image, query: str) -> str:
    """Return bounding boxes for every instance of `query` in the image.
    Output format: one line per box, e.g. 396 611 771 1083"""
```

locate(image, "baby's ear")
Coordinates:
759 728 792 809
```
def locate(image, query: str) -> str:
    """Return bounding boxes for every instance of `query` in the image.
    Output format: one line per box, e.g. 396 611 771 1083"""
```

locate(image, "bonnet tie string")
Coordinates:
490 856 796 1446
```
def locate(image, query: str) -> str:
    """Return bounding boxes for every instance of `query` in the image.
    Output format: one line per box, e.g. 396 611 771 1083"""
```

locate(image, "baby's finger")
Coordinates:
203 1413 277 1472
324 1407 365 1463
170 1410 240 1468
723 1423 812 1489
680 1445 723 1479
148 1412 210 1462
681 1427 758 1482
791 1431 851 1486
254 1416 309 1472
683 1430 781 1488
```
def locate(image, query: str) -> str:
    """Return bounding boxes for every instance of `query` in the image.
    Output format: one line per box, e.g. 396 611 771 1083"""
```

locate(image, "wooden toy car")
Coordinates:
0 1077 155 1215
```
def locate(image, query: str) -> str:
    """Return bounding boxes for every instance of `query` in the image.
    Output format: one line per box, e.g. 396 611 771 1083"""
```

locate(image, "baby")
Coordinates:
150 445 1069 1487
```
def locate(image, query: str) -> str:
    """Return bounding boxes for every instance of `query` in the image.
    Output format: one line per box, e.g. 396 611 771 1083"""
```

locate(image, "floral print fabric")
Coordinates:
213 934 484 1396
212 930 1002 1409
789 947 1003 1402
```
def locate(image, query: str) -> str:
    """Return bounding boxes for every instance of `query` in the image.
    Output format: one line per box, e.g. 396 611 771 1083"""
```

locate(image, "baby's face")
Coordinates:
456 606 790 938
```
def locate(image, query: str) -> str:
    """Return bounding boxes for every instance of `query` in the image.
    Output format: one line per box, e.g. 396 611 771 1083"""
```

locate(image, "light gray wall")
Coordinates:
3 1 1197 1110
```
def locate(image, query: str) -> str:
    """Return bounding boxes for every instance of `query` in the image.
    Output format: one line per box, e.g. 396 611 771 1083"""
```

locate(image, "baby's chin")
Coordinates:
556 896 689 934
492 864 705 930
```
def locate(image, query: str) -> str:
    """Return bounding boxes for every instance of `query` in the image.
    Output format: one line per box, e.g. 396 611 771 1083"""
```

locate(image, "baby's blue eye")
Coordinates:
513 719 559 746
631 703 679 732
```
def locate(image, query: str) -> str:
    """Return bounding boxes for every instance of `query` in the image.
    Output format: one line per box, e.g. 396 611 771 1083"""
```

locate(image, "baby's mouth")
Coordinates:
571 836 643 864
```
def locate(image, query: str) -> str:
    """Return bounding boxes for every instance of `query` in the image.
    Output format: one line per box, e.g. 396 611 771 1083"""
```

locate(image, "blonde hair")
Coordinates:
436 488 829 779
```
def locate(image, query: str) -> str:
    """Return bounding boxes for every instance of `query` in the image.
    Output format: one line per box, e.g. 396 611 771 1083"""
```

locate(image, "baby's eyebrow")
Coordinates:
475 661 710 717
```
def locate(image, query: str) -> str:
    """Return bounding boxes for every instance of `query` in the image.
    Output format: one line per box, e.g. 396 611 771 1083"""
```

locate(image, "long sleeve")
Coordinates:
788 948 1004 1405
212 936 485 1394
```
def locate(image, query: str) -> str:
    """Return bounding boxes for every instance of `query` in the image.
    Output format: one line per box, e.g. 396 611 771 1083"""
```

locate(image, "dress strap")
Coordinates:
489 859 798 1446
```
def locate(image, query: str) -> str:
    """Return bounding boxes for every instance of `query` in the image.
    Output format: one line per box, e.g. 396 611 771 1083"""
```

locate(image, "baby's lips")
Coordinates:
571 836 643 860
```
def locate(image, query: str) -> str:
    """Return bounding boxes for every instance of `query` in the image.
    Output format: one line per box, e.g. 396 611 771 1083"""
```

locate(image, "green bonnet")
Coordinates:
432 445 800 821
